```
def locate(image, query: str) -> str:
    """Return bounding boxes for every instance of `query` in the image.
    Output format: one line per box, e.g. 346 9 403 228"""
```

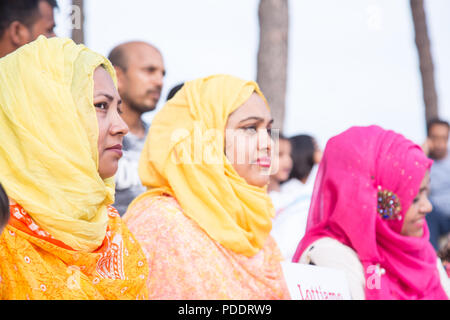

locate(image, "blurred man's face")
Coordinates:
1 0 56 54
29 1 56 40
119 44 165 114
428 124 449 160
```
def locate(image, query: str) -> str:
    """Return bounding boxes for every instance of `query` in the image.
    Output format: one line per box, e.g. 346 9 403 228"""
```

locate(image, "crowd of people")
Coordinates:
0 0 448 300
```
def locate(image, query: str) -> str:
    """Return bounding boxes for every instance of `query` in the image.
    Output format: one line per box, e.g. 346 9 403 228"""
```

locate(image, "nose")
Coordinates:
421 197 433 216
110 111 129 136
154 71 164 88
258 128 272 153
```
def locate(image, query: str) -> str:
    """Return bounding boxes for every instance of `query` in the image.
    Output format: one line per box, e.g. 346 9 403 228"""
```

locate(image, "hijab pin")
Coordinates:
377 186 402 220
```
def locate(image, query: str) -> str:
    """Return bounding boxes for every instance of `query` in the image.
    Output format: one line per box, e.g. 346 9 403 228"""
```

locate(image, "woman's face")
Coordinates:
400 171 432 237
313 139 323 164
93 67 129 179
271 138 293 182
225 93 274 188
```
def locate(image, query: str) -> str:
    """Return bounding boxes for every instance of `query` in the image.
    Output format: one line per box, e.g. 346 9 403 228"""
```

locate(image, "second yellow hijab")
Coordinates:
132 74 275 257
0 36 116 252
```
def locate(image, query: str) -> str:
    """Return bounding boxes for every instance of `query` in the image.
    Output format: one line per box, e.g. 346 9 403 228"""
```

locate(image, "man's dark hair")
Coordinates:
427 118 450 136
0 0 58 38
108 45 128 71
289 134 316 181
0 183 9 228
166 83 184 101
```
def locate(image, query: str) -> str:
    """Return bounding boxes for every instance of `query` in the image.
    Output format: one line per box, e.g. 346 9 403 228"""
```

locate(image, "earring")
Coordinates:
377 186 402 220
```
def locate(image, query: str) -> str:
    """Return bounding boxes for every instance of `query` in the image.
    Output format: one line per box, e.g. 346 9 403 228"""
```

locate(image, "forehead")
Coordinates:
421 170 430 186
279 139 291 151
279 139 291 147
228 93 271 122
429 124 449 136
37 1 55 22
126 44 164 67
93 67 118 95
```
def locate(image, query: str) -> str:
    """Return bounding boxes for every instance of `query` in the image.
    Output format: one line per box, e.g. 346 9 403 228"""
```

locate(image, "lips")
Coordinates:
106 144 123 157
256 156 271 168
413 218 425 228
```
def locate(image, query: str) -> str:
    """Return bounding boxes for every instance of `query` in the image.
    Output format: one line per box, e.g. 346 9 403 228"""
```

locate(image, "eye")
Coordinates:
95 102 108 110
267 127 272 136
242 125 257 134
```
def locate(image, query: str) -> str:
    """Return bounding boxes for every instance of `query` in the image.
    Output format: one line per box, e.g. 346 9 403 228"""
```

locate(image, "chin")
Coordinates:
407 228 424 238
98 165 118 180
248 177 270 188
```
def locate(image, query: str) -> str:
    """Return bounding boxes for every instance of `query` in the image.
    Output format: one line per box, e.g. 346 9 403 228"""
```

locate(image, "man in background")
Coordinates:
108 41 165 215
0 0 57 58
424 118 450 251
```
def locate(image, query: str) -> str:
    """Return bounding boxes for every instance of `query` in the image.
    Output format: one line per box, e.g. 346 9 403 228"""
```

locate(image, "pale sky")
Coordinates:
54 0 450 149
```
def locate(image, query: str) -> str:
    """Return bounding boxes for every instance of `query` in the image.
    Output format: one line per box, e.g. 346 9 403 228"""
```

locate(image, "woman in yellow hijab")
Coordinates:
123 74 290 299
0 36 149 299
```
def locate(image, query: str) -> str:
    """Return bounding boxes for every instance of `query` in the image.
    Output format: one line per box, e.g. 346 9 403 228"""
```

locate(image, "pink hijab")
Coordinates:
292 125 447 300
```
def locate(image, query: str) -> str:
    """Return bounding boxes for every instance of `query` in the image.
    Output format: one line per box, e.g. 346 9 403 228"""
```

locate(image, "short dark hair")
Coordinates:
0 183 9 229
108 45 128 71
289 134 316 181
0 0 58 38
166 83 184 101
427 118 450 136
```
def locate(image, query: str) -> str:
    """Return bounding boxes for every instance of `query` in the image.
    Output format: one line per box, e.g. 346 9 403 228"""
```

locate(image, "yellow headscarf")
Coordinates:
131 74 275 257
0 36 117 252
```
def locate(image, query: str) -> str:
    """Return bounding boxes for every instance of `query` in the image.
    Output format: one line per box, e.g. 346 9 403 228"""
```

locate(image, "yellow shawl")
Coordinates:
131 74 275 257
0 36 115 252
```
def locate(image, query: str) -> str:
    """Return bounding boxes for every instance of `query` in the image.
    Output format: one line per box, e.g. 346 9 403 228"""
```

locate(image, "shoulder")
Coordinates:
280 179 305 193
436 258 450 298
123 195 184 225
300 237 366 300
300 237 362 268
123 195 194 239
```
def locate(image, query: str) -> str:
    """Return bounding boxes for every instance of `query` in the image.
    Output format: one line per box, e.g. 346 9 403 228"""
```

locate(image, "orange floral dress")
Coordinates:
123 195 291 300
0 204 149 300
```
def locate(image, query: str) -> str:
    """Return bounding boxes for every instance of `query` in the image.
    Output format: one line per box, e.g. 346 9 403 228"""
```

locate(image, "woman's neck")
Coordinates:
267 178 280 192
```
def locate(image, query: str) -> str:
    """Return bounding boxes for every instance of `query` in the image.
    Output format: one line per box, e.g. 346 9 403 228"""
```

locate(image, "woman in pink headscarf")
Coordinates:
292 125 449 300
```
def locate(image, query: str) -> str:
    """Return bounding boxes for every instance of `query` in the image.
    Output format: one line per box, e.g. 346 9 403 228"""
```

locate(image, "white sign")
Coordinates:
281 262 352 300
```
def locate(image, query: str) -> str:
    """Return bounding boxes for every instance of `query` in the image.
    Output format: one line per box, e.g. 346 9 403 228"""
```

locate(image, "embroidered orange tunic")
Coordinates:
123 195 291 300
0 204 149 300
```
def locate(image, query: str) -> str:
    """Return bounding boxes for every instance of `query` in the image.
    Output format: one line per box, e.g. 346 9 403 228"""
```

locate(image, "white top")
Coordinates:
270 166 317 261
299 237 450 300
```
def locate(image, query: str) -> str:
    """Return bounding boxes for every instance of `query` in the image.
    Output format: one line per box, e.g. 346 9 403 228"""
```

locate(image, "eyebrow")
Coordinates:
94 92 122 104
238 117 274 125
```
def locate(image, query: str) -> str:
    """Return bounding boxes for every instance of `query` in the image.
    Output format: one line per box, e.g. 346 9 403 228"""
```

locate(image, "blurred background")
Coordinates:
54 0 450 150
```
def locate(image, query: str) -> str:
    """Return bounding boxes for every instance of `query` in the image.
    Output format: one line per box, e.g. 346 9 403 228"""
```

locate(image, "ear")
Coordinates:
8 21 31 47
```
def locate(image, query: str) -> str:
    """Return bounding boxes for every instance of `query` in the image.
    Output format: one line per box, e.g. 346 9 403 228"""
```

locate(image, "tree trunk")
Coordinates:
257 0 289 133
71 0 85 44
410 0 439 130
